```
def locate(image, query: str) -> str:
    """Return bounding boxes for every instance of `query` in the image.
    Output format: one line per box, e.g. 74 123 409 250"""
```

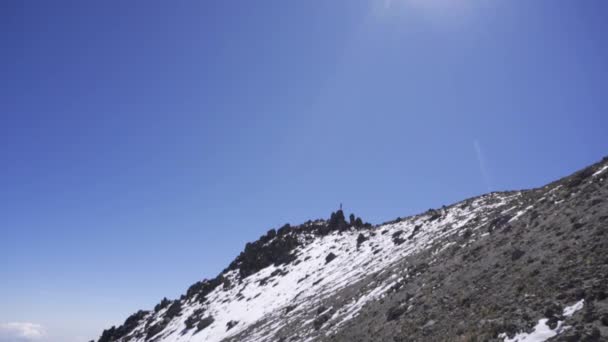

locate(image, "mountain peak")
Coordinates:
96 157 608 342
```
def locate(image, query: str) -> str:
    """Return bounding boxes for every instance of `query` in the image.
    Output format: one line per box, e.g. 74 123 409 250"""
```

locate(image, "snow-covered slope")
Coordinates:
96 158 608 342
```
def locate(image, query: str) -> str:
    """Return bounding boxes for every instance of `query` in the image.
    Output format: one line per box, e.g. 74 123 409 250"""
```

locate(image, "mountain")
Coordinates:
95 158 608 342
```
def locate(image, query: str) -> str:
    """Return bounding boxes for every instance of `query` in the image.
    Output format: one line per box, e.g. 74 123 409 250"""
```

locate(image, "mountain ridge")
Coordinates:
95 157 608 342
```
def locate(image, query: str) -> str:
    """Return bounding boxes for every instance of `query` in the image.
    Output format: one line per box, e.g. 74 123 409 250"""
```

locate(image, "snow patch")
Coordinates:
499 319 567 342
592 165 608 177
563 299 584 317
498 300 584 342
508 205 534 223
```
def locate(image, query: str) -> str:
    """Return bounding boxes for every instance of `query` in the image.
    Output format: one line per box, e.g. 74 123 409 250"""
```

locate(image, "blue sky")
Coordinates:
1 1 607 341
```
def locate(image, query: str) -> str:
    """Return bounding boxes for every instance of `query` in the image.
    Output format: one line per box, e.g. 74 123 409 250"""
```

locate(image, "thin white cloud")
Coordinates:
474 139 492 191
0 322 46 342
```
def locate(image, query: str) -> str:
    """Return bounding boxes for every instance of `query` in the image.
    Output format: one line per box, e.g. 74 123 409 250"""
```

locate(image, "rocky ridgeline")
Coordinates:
224 210 373 279
95 157 608 342
97 210 373 342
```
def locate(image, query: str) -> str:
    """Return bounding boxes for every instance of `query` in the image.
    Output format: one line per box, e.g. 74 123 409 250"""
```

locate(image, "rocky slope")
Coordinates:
95 158 608 342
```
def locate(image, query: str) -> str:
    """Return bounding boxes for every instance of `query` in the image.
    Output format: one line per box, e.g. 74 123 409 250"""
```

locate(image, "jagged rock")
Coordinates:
408 224 422 240
98 310 148 342
146 319 169 340
196 316 214 332
184 308 205 329
386 305 407 321
325 252 337 264
356 233 368 249
186 277 225 303
601 314 608 326
165 301 182 318
227 231 299 278
392 231 406 245
547 316 559 329
427 209 442 221
154 297 171 313
277 224 291 236
98 326 117 342
313 314 330 330
226 320 238 331
511 248 526 261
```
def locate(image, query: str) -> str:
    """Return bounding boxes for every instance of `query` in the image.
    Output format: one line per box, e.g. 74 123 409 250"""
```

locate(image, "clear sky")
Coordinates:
1 1 607 341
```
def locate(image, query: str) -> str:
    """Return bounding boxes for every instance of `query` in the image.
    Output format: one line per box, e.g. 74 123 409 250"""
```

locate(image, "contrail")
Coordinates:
474 139 492 191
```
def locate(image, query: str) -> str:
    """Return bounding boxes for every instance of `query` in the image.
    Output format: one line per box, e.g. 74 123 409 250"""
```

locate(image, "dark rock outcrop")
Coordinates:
227 229 299 278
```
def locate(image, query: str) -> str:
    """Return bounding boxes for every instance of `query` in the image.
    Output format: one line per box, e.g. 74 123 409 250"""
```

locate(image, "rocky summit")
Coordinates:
96 158 608 342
